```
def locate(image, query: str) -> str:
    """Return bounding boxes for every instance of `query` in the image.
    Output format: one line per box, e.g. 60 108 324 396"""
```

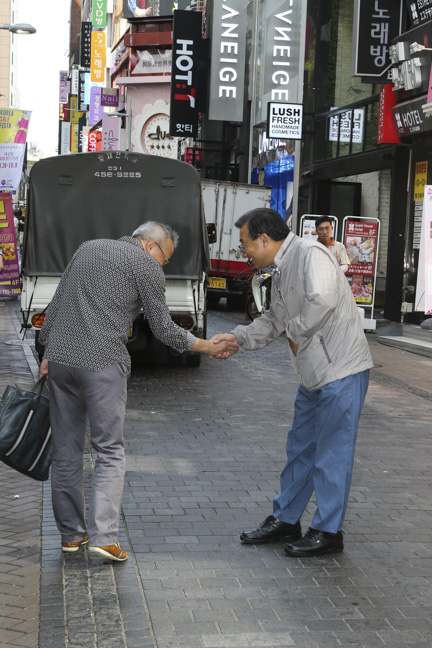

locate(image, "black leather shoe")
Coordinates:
284 527 343 557
240 515 302 544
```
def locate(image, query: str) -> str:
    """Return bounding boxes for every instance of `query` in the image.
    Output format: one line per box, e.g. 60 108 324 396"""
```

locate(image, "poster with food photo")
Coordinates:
348 274 374 304
344 220 378 304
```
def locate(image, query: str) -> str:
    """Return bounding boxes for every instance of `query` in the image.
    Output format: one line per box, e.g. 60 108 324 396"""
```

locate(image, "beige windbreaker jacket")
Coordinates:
231 233 373 391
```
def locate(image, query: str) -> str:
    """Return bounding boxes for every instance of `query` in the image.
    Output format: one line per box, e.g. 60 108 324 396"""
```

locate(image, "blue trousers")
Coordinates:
273 370 369 533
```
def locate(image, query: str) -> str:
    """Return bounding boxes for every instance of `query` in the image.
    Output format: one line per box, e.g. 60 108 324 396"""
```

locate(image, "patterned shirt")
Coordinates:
39 236 196 371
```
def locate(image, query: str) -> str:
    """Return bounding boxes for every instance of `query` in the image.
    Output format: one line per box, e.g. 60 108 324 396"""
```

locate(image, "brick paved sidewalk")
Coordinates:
2 300 432 648
0 300 41 648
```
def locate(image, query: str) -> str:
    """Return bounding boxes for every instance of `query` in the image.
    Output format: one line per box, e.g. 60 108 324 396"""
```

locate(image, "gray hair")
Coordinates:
132 221 179 249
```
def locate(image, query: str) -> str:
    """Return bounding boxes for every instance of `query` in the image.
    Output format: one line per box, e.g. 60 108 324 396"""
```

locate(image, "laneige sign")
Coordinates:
208 0 247 122
258 0 304 125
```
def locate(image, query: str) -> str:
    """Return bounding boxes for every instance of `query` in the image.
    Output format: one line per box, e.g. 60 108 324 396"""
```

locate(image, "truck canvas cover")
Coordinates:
22 152 208 279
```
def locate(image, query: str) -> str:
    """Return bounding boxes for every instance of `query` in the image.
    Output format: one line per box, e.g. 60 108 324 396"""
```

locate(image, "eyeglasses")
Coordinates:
155 241 169 266
238 234 261 254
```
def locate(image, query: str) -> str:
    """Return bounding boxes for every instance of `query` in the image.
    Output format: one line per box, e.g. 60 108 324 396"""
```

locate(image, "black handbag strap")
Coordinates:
31 375 47 395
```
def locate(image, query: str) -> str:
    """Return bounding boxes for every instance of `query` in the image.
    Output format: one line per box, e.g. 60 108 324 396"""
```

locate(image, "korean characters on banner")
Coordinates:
91 31 106 83
169 10 202 138
0 193 20 298
344 220 379 304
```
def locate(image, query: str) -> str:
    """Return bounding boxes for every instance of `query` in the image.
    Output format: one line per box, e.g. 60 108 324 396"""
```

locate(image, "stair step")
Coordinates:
377 335 432 358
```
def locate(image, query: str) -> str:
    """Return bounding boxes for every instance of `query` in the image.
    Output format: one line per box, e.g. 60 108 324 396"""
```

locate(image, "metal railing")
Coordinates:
313 94 381 163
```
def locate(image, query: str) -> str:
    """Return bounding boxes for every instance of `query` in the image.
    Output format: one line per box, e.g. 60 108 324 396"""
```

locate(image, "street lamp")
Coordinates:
0 23 36 35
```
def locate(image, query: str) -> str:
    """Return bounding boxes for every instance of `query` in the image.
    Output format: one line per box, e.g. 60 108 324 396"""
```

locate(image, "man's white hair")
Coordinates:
132 221 179 249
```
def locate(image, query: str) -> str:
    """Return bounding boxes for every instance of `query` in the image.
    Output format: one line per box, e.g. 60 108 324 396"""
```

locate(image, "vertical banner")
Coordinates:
352 0 403 78
70 124 80 154
60 121 71 154
59 70 69 103
69 96 83 124
0 109 31 192
92 0 108 28
344 220 379 304
0 193 20 298
101 115 121 151
91 31 106 83
416 186 432 314
208 0 247 122
258 0 303 125
71 67 80 95
79 72 90 111
170 10 202 137
80 21 92 68
89 87 103 126
377 84 401 144
413 161 428 251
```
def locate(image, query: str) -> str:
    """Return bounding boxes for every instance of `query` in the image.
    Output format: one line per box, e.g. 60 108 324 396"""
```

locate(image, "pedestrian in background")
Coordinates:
315 215 351 273
39 221 237 562
215 208 373 557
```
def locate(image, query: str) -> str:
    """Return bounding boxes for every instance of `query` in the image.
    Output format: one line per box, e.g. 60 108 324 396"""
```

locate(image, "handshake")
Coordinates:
206 333 239 360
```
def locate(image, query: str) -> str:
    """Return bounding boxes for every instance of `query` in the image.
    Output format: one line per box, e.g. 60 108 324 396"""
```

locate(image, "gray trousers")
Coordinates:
48 362 128 546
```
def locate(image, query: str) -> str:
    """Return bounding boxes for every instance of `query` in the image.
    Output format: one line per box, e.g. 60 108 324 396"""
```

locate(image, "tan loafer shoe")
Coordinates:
61 535 89 553
88 541 128 562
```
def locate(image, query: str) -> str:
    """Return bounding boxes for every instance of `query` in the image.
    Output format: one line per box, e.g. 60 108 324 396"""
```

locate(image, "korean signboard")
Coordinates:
377 84 401 145
329 108 364 143
91 31 106 83
59 70 69 103
0 109 31 193
92 0 107 28
0 193 20 298
131 49 172 76
344 219 379 304
208 0 247 122
184 147 202 165
60 121 71 154
170 10 202 138
267 102 303 140
80 22 92 68
352 0 403 78
407 0 432 27
89 87 103 127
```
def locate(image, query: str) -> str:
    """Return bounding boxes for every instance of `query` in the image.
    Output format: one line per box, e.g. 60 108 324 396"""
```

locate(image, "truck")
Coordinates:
20 151 213 367
201 179 272 308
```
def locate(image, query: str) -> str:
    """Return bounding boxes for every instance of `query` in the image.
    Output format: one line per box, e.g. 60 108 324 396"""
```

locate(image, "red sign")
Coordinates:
88 130 102 152
377 84 401 145
345 220 378 304
184 147 202 165
0 193 20 298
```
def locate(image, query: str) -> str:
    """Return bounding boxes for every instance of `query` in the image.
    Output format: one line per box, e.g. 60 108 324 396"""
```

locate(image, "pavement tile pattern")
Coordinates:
1 300 432 647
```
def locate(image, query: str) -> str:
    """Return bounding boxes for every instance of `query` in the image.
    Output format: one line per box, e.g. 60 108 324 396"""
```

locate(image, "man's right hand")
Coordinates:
39 358 49 378
209 333 239 359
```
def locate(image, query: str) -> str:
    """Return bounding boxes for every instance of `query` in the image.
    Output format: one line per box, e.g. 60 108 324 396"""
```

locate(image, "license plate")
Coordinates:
209 277 226 289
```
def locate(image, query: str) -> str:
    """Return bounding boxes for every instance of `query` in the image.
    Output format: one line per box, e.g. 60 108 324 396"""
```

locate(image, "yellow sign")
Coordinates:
71 124 79 154
91 30 106 83
414 161 428 201
69 96 84 125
